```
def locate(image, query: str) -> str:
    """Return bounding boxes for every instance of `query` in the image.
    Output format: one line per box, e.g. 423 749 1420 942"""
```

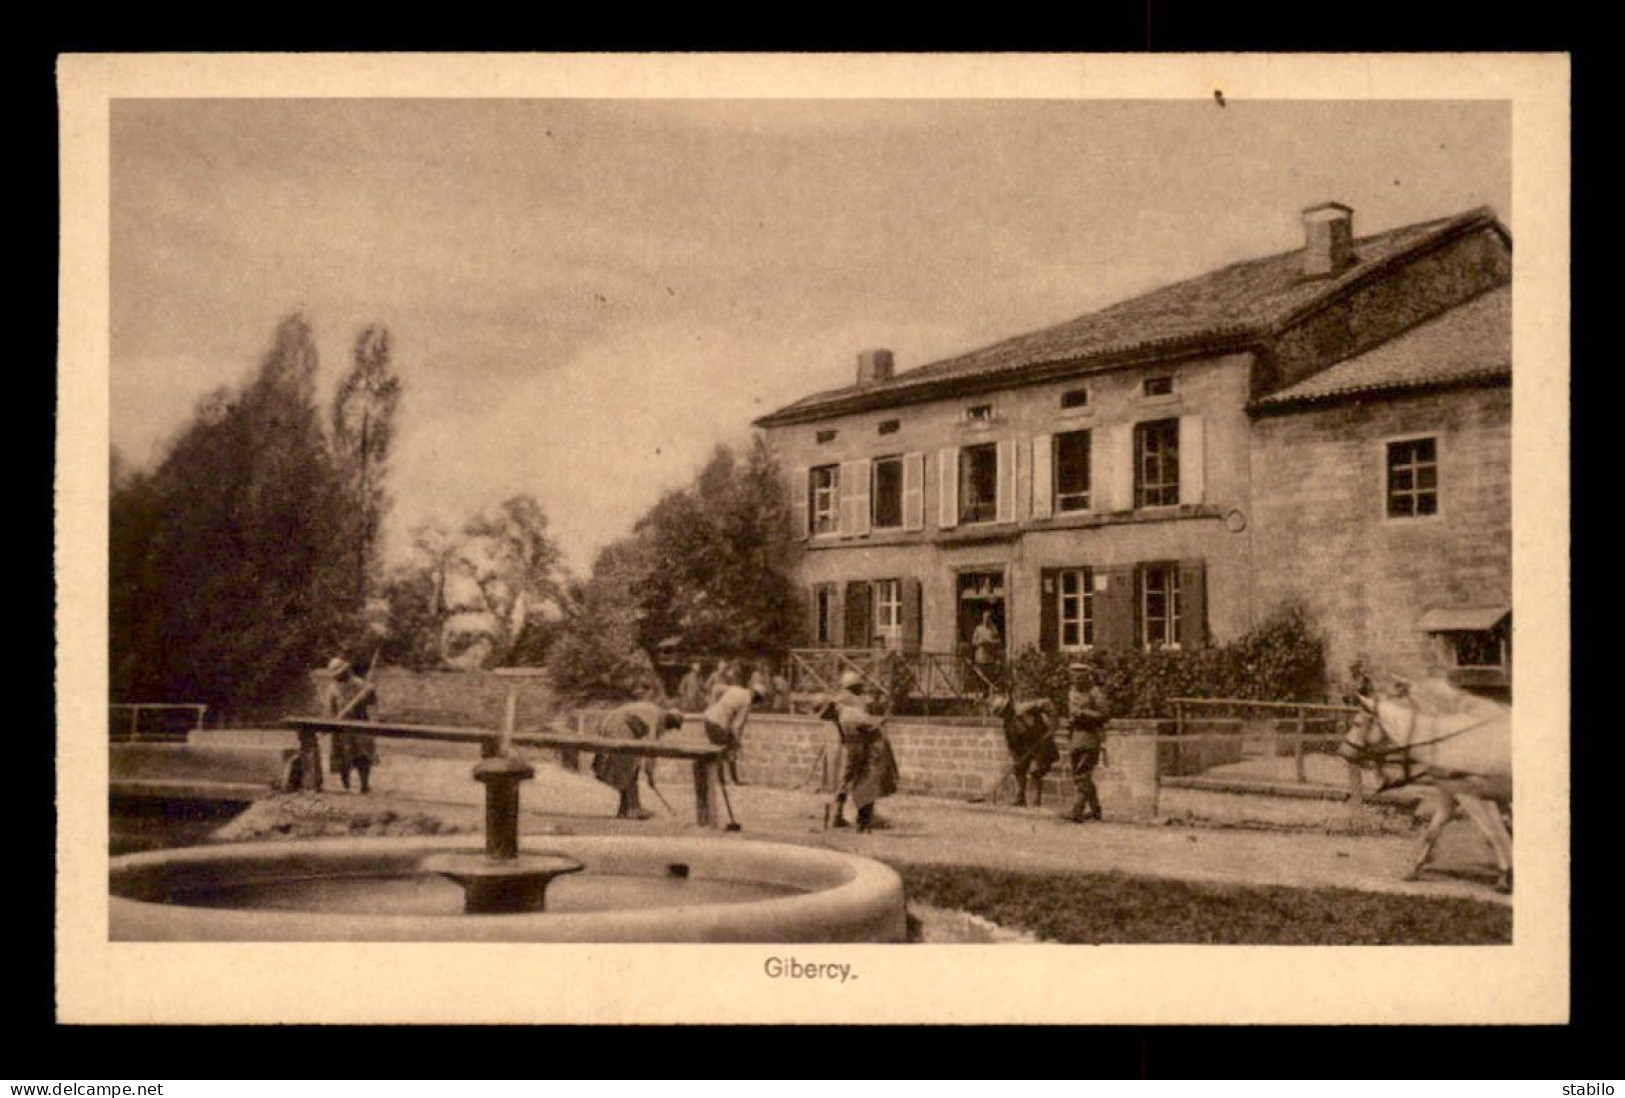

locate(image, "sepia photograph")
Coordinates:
57 53 1570 1024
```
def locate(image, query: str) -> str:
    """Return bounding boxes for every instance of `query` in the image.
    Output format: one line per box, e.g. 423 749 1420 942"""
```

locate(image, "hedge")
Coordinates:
1007 600 1327 718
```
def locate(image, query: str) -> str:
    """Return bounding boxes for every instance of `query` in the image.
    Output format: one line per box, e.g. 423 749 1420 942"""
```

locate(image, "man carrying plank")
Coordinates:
592 702 685 819
322 656 380 794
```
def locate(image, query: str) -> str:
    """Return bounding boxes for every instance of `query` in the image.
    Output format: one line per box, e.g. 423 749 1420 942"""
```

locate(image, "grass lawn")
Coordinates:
894 862 1511 945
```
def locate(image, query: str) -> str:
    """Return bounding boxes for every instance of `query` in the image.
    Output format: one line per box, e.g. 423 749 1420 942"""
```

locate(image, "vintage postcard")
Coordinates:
57 53 1570 1024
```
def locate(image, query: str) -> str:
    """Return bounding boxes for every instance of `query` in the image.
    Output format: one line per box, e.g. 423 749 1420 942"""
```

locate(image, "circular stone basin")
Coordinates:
110 834 908 942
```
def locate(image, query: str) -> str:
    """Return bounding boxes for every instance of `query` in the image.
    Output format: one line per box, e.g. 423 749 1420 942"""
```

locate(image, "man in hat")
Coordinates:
322 657 379 794
991 692 1060 807
592 701 686 820
1062 662 1110 822
822 675 899 832
703 680 762 786
677 661 709 714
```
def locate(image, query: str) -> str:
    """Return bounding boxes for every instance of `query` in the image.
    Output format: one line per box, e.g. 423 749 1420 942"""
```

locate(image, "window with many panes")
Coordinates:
810 464 840 534
1140 563 1181 650
874 578 902 643
872 456 903 529
1055 429 1091 512
1386 437 1438 517
1058 568 1095 649
1134 419 1180 507
959 443 999 524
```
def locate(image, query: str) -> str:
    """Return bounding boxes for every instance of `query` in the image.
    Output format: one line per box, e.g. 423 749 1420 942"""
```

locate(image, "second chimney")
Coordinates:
1302 202 1355 278
857 348 895 386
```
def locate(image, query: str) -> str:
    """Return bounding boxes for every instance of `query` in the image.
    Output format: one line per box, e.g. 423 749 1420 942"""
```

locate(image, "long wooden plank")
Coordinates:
280 717 726 760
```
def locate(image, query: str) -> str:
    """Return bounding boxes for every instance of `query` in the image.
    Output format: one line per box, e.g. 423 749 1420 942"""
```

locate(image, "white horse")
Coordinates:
1339 678 1513 892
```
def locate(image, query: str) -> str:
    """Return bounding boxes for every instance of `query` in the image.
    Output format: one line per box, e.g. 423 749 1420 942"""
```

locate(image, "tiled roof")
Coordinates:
757 206 1505 426
1255 286 1510 409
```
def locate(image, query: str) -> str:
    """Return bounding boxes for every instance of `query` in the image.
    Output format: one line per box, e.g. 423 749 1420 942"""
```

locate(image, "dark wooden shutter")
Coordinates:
1039 569 1059 652
823 587 842 648
1095 565 1136 652
901 578 923 653
1178 559 1208 649
844 582 872 648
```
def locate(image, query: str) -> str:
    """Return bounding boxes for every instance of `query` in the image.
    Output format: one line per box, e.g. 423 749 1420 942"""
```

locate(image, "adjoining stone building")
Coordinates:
754 203 1512 696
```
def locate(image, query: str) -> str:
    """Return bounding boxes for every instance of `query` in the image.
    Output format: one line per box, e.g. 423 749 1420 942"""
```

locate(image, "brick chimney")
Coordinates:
1302 202 1355 278
857 348 895 386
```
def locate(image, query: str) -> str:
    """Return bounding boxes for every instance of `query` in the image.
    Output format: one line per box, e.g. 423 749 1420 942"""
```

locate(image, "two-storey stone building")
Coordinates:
755 203 1512 694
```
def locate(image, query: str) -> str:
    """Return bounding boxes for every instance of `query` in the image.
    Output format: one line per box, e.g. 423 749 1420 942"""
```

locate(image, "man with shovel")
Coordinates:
323 656 380 794
591 701 685 820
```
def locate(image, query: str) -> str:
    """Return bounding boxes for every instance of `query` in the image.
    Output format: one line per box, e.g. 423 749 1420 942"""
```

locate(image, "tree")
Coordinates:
109 315 377 720
549 435 802 700
331 325 402 603
462 494 567 663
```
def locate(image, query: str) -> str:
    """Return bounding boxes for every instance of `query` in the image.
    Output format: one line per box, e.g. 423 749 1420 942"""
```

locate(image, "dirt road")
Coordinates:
287 747 1509 904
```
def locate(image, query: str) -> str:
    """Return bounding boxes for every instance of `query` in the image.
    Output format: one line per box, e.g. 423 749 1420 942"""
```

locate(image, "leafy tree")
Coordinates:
462 494 566 663
109 315 380 720
549 435 801 700
331 325 402 603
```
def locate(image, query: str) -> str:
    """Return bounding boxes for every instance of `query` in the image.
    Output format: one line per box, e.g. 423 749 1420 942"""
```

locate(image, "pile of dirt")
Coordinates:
211 792 476 844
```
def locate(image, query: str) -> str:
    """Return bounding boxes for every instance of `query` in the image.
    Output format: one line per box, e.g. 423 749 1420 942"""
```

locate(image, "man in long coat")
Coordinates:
592 702 685 819
323 657 379 794
823 672 900 832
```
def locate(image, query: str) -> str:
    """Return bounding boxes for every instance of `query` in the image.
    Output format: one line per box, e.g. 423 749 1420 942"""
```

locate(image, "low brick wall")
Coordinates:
712 713 1166 821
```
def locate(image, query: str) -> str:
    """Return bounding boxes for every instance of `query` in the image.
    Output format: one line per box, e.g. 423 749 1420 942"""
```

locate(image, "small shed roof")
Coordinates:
1417 606 1510 633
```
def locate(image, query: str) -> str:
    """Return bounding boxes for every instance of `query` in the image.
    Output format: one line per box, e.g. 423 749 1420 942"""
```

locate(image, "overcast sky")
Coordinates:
110 98 1510 573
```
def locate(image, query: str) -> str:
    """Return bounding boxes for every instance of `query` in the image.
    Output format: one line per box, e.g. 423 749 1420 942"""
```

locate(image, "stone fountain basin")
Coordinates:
110 834 908 942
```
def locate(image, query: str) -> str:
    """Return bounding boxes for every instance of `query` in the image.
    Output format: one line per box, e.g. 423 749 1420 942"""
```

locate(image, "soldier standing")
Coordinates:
1063 662 1110 822
823 673 899 832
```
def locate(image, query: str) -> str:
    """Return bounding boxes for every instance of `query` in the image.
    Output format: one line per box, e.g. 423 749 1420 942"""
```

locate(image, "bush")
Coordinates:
1007 600 1328 718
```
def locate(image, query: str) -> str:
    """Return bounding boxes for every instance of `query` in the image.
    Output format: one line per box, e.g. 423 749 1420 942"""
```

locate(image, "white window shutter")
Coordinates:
791 466 810 540
902 452 925 531
1014 438 1032 522
849 457 872 536
1100 423 1134 512
1031 434 1053 519
938 447 959 528
996 439 1017 524
1178 414 1204 504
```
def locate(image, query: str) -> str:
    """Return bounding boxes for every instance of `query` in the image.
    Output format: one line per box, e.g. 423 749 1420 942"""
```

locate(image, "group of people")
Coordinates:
674 658 789 716
993 661 1111 823
590 675 768 819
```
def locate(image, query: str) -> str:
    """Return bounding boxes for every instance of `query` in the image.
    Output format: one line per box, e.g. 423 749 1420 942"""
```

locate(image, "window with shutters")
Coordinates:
872 456 904 529
1058 568 1095 650
874 578 902 644
1055 430 1092 513
813 584 837 646
1139 563 1181 650
1134 419 1180 507
810 464 840 535
959 443 999 524
1386 437 1439 518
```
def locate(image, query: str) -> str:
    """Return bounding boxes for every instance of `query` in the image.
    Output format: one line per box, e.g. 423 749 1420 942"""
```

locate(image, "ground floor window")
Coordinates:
1058 568 1094 649
1139 562 1181 650
874 578 902 644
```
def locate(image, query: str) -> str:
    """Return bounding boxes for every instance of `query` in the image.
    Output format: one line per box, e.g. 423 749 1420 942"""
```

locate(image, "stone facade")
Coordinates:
756 207 1512 690
1250 384 1512 682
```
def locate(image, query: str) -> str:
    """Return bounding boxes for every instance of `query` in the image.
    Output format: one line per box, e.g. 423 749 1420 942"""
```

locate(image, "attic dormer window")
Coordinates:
1060 388 1090 410
816 429 838 444
1143 376 1175 398
878 419 900 436
965 404 995 423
